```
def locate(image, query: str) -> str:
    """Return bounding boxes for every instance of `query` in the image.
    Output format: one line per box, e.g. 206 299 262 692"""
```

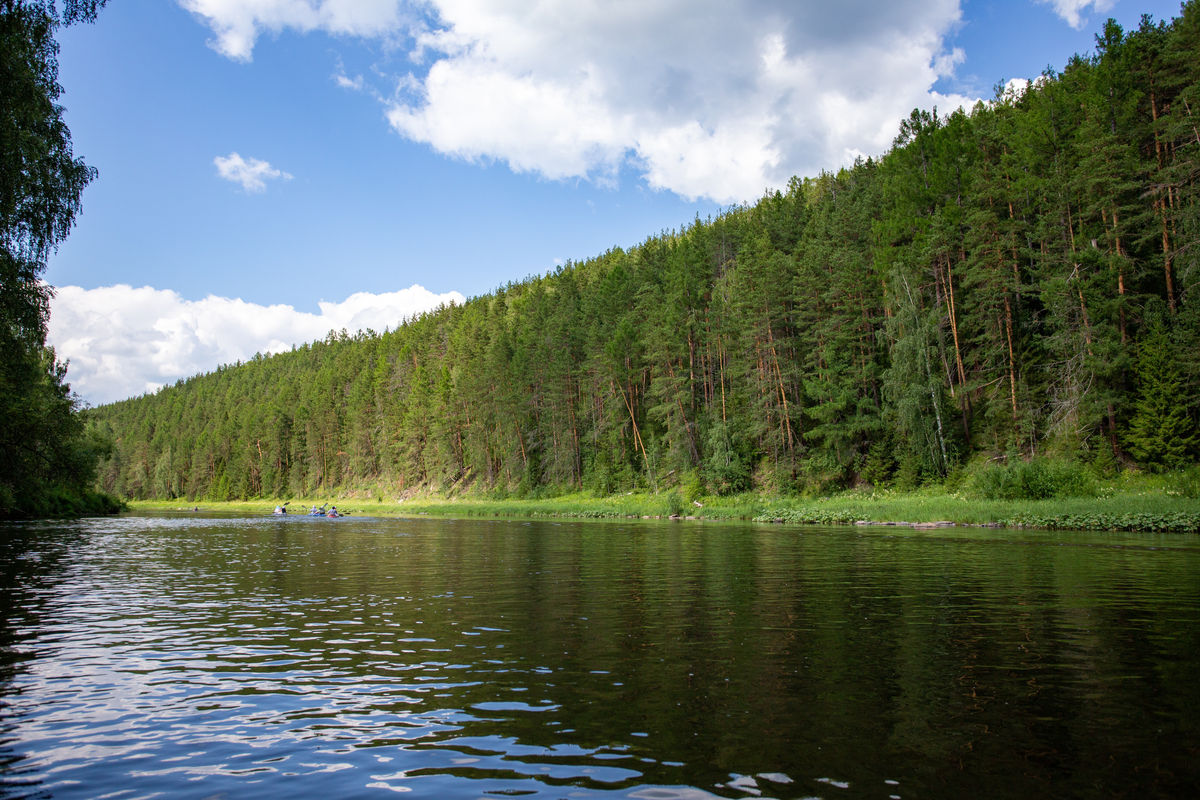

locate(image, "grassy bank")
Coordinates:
128 472 1200 533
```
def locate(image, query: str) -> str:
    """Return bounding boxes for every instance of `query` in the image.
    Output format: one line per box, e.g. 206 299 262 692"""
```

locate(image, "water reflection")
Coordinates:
1 514 1198 798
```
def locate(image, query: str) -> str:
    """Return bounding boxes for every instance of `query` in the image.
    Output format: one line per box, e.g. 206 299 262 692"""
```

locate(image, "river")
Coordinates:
1 512 1197 798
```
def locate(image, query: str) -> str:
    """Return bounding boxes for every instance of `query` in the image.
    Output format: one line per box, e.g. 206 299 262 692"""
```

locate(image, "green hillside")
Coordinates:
92 6 1200 503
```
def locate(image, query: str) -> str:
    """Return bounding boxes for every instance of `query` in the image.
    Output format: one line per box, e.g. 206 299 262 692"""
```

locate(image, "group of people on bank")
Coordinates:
272 502 340 517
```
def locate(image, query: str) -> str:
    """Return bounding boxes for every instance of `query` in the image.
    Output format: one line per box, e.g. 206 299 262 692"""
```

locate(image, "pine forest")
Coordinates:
92 6 1200 503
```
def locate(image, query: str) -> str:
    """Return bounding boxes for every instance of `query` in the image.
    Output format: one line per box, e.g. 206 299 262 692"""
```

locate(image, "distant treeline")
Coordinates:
92 6 1200 501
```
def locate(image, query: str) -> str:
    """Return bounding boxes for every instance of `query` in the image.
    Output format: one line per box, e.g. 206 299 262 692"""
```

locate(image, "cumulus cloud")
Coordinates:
214 152 293 193
1037 0 1116 30
389 0 978 202
47 284 465 406
183 0 978 203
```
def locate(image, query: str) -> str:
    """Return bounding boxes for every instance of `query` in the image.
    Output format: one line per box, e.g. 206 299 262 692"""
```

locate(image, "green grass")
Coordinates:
131 492 761 522
127 475 1200 532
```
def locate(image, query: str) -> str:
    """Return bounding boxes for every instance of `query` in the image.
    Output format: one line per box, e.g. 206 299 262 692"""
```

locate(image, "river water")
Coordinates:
1 513 1197 799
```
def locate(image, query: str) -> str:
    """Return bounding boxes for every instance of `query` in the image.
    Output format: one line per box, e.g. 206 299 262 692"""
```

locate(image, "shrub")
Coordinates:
971 457 1097 500
1168 466 1200 499
680 469 705 503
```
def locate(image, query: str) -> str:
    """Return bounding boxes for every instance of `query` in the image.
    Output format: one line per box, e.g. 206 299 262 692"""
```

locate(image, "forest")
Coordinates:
1 0 118 518
92 4 1200 503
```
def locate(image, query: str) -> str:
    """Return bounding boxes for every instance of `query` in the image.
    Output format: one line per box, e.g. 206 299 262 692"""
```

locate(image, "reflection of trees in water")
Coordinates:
0 525 88 800
2 518 1199 798
318 521 1200 799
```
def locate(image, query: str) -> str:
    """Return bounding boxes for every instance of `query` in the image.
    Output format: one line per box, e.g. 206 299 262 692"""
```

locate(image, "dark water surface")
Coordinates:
1 513 1198 799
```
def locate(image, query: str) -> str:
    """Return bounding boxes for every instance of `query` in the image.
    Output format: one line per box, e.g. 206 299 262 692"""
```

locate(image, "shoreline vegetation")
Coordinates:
130 469 1200 532
4 489 125 520
1 3 116 521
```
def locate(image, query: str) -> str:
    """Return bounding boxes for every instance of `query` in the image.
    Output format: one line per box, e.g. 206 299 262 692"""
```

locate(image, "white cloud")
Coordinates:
184 0 978 203
1001 77 1032 100
47 284 465 406
214 152 293 193
180 0 408 61
1037 0 1116 30
334 70 364 91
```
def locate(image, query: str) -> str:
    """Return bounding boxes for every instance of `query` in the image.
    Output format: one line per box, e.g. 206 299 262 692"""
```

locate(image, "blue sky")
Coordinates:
43 0 1187 405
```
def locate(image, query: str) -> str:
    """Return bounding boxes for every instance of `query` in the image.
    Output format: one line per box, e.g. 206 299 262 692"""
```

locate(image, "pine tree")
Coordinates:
1124 310 1198 468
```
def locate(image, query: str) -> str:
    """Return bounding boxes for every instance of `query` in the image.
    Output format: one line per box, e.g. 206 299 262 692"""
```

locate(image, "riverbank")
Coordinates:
2 488 125 520
129 477 1200 533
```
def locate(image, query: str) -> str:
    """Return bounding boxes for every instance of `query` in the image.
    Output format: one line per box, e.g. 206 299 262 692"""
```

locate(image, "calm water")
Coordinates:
1 513 1198 799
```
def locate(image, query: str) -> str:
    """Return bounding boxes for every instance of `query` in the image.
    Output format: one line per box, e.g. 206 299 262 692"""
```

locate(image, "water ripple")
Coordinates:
1 514 1198 798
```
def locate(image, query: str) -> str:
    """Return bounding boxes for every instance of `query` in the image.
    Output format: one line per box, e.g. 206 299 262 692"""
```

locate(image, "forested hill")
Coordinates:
92 5 1200 501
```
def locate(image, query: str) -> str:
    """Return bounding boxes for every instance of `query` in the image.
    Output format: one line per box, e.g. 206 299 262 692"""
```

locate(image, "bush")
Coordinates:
971 457 1097 500
1090 443 1120 478
0 484 124 519
680 469 705 503
1168 466 1200 499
